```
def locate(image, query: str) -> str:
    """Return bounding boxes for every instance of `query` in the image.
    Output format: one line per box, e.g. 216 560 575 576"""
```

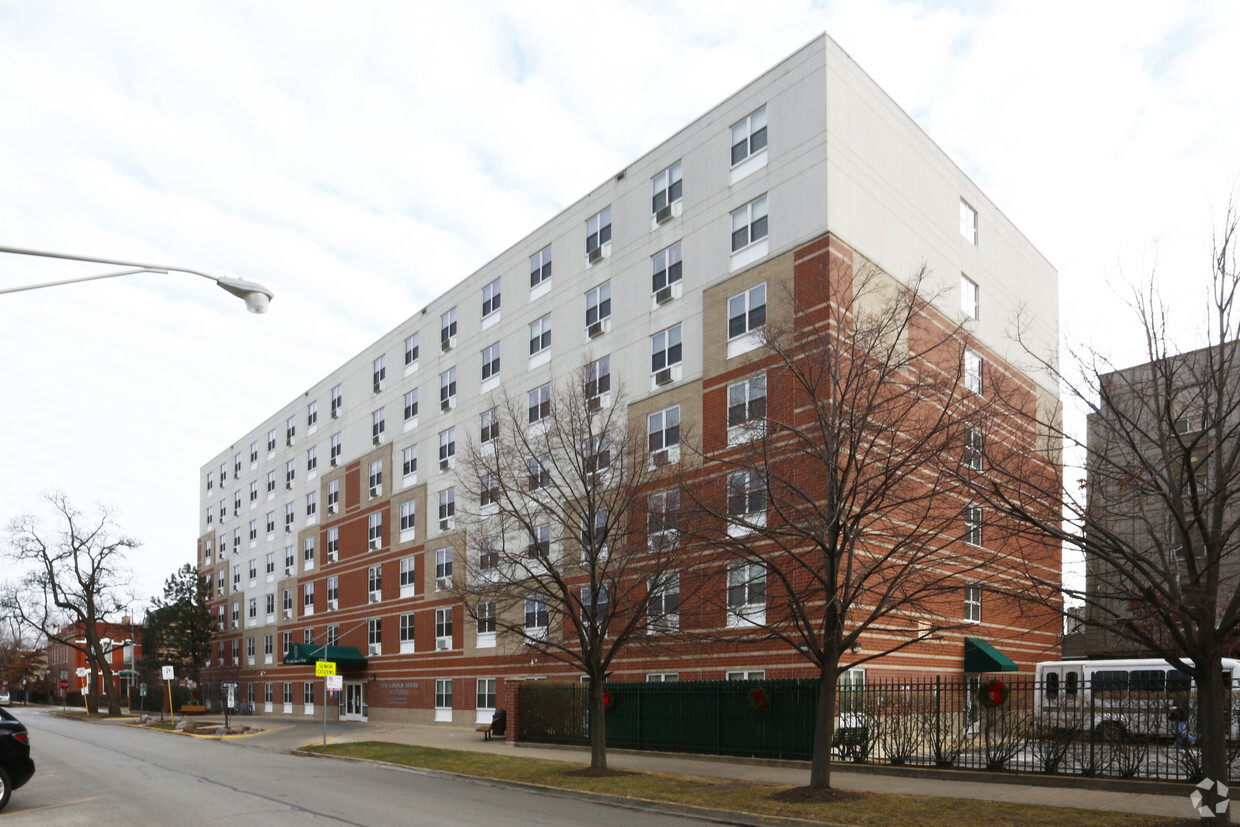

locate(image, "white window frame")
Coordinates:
727 374 767 444
529 244 552 290
960 198 978 245
524 596 549 641
647 573 680 634
482 277 501 318
404 332 420 366
730 105 767 167
965 585 982 623
481 342 501 382
529 314 552 358
964 504 984 547
961 273 979 319
730 195 768 253
368 512 383 549
964 348 982 394
435 607 453 652
435 547 453 591
435 678 452 722
528 383 550 424
400 612 415 654
652 160 683 215
585 206 611 259
726 562 766 628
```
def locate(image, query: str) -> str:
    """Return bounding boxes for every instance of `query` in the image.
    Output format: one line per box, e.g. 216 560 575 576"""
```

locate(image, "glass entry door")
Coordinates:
340 681 367 721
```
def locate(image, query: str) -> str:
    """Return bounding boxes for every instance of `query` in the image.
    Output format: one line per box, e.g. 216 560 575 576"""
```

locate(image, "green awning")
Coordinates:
282 644 368 668
964 636 1018 673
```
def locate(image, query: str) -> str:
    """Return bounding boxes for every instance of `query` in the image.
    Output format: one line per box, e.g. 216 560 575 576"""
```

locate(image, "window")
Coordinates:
248 519 257 541
964 505 983 546
284 544 295 570
648 406 681 453
435 607 453 648
285 459 295 487
728 283 766 340
586 436 610 476
438 427 456 468
960 198 977 245
726 670 766 681
326 527 339 561
307 401 318 429
304 537 315 564
267 470 276 493
249 598 257 619
581 507 608 551
327 479 339 512
964 348 982 394
647 489 680 545
727 562 766 627
528 384 551 423
266 592 276 616
233 565 241 587
524 596 549 640
479 537 499 572
219 461 228 483
249 441 258 463
585 357 610 402
368 565 382 601
219 498 227 521
964 426 984 472
368 617 382 655
234 451 243 474
482 278 501 317
234 490 241 514
965 585 982 622
727 375 767 441
303 582 315 609
435 678 452 715
207 505 214 526
266 552 276 575
648 573 680 633
306 491 317 517
404 389 419 421
581 585 609 628
727 470 766 532
368 459 383 496
585 206 611 258
731 195 768 252
961 274 979 319
372 408 386 443
652 160 682 214
283 503 295 530
399 500 416 533
652 242 682 293
435 548 453 589
480 407 499 444
651 324 682 373
304 682 314 705
529 314 551 356
440 307 458 346
439 368 457 408
528 524 550 561
647 673 679 682
529 244 552 289
330 433 342 466
368 512 383 548
477 678 497 714
481 343 500 380
326 625 339 646
265 511 276 534
306 447 317 473
330 383 343 418
438 488 455 529
731 106 767 165
327 575 338 603
585 282 611 328
400 613 415 652
404 332 419 366
268 429 277 453
207 471 214 492
528 455 550 491
402 445 418 477
480 474 499 507
476 601 496 635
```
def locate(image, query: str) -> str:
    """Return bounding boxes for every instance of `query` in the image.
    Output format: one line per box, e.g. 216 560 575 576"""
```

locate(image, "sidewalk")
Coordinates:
319 719 1195 820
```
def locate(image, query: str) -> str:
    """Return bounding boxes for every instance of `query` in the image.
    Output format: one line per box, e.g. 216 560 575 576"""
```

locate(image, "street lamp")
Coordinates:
0 244 274 313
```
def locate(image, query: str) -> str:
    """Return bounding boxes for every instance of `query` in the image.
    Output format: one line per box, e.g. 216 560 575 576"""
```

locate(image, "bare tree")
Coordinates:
684 258 1034 790
457 369 678 770
1 492 136 715
980 204 1240 813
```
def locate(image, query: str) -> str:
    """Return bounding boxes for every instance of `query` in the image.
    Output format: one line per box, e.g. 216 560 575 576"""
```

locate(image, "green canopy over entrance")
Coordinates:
282 643 368 668
964 636 1019 673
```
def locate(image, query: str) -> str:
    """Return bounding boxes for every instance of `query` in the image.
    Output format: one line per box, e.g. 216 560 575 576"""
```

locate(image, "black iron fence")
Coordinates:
518 676 1238 782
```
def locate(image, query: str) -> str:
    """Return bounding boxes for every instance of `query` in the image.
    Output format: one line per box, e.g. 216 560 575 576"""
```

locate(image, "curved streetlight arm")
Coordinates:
0 244 273 313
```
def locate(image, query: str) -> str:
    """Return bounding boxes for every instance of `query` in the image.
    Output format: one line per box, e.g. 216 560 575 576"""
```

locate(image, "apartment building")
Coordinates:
196 34 1061 724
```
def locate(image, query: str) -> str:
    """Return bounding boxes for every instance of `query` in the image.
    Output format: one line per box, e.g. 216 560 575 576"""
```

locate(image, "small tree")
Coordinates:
684 257 1036 790
457 371 677 770
142 564 211 682
0 492 136 715
979 203 1240 817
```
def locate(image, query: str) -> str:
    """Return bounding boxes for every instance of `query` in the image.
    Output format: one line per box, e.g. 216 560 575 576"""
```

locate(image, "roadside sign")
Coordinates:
325 675 343 691
58 679 69 690
75 667 88 678
162 665 175 681
140 686 147 697
315 660 337 677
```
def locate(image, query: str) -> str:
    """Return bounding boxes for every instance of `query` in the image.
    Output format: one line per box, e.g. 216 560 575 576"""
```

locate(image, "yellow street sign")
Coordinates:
315 660 336 677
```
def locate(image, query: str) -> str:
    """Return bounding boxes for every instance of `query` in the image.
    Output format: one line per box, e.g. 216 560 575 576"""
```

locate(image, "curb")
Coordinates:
292 747 852 827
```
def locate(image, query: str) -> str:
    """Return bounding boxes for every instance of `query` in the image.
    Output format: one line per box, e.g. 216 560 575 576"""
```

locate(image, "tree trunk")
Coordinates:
1197 656 1231 824
589 674 607 770
809 654 841 789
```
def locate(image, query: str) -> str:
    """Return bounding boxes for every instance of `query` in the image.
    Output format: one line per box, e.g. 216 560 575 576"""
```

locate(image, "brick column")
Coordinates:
504 678 524 743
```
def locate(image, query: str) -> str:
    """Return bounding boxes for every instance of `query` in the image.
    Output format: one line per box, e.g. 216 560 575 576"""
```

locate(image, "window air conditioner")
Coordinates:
587 245 603 264
369 643 381 656
655 204 673 224
286 481 294 490
655 286 673 305
327 599 338 611
282 609 291 620
370 485 382 497
330 456 338 467
655 368 673 386
284 524 292 533
372 434 382 446
586 396 602 412
441 338 453 352
369 537 380 550
327 503 337 514
436 577 451 591
439 458 450 472
285 566 294 575
369 593 379 604
439 518 451 532
587 321 604 339
441 399 452 412
286 437 294 447
231 620 238 630
652 450 670 468
331 408 339 419
436 639 449 651
373 381 383 394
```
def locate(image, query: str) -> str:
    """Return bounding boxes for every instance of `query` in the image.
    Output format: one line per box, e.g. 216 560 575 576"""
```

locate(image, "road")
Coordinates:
0 709 707 825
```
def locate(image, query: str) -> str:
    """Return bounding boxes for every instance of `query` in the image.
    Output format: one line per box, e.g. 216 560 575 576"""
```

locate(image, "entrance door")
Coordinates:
340 681 367 721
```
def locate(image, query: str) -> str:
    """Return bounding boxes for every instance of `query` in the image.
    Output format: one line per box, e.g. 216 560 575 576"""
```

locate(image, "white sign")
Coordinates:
75 667 89 678
161 665 175 681
325 675 343 691
225 684 236 708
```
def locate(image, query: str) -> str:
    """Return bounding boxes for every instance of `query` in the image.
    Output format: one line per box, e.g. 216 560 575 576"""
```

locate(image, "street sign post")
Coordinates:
162 666 175 725
316 661 337 746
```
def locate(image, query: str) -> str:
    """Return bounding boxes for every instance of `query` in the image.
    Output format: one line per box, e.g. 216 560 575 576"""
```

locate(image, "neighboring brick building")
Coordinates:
197 33 1061 723
45 619 142 698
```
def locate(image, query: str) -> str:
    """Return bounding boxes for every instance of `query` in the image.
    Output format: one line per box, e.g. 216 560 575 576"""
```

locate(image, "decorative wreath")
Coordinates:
749 687 770 714
977 678 1009 708
603 691 614 709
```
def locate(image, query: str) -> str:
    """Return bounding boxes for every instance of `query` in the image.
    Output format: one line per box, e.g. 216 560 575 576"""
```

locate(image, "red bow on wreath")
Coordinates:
977 678 1008 708
750 687 769 713
603 691 613 709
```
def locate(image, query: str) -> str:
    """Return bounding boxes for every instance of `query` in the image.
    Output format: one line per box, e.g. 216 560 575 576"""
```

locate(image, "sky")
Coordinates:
1 0 1237 611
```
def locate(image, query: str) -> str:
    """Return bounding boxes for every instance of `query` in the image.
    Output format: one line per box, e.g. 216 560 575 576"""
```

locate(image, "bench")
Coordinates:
179 704 208 715
476 723 493 741
831 726 869 761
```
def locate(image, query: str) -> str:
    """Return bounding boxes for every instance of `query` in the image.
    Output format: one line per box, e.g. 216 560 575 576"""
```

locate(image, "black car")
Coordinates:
0 707 35 812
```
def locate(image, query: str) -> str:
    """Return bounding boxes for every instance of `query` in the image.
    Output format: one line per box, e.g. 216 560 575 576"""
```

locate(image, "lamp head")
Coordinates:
216 276 273 314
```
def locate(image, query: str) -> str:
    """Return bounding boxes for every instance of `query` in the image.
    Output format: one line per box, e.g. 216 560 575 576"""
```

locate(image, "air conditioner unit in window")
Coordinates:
330 456 338 467
286 481 294 490
285 566 294 575
368 593 379 604
655 368 673 386
587 246 603 264
286 437 294 447
436 639 449 651
282 609 291 620
439 458 450 472
440 399 452 412
331 408 339 419
439 518 451 532
587 321 604 339
586 396 602 412
327 599 338 611
652 449 670 468
655 204 673 224
370 485 381 497
436 577 451 591
655 286 673 305
369 538 381 551
441 338 453 353
373 381 383 394
369 643 381 656
231 620 238 630
327 503 337 514
372 434 382 446
284 525 292 533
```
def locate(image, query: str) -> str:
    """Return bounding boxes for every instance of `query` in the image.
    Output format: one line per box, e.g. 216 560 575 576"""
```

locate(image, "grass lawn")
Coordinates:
302 741 1174 826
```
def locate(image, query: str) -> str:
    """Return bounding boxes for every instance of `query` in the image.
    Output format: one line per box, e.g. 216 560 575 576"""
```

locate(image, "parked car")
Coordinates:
0 691 10 706
0 707 35 811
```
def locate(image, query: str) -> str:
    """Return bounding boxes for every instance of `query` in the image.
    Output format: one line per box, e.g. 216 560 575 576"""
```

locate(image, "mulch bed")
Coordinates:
768 786 866 804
